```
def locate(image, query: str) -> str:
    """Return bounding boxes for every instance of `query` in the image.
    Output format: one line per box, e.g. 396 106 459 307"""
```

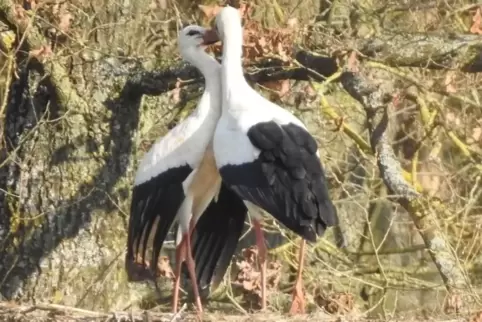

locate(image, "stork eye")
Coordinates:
186 30 201 36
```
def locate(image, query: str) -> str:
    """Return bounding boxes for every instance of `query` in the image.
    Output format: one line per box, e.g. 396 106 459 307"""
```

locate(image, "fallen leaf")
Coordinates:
347 51 360 73
443 71 457 93
52 2 60 16
470 311 482 322
58 12 73 33
257 37 267 51
261 80 290 100
472 127 482 142
198 4 223 22
232 246 282 308
238 2 253 18
266 261 282 289
391 90 405 109
29 45 53 61
242 246 258 265
314 290 355 314
443 292 463 314
445 112 461 126
470 8 482 34
287 17 298 29
25 0 38 10
157 256 175 279
305 83 317 97
149 0 167 10
171 79 182 104
277 41 290 61
13 4 27 22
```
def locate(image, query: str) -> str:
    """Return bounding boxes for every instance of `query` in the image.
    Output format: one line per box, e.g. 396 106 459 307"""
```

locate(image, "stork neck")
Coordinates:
187 51 222 120
190 51 220 89
221 27 249 105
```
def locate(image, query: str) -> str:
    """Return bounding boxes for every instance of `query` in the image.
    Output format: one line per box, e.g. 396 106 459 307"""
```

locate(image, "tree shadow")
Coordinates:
0 52 143 298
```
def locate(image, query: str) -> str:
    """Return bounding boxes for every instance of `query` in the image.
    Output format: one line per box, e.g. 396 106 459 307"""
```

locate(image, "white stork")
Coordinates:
208 6 341 313
125 24 247 314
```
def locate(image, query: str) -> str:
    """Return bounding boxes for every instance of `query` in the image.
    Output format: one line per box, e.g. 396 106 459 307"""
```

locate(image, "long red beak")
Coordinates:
202 29 220 45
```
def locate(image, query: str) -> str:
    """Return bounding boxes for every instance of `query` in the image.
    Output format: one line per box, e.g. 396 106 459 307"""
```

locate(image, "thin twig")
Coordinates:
168 303 187 322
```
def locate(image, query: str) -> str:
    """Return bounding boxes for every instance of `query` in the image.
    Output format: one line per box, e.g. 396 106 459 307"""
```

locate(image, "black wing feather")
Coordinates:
220 121 338 243
182 182 247 298
125 165 192 281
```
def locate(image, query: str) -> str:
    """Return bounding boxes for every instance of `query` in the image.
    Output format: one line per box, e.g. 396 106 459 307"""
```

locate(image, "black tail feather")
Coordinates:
182 182 247 298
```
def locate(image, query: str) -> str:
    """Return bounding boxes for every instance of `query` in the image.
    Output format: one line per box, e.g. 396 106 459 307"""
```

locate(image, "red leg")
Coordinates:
184 229 204 314
172 237 186 313
253 220 267 310
188 218 195 239
289 239 306 314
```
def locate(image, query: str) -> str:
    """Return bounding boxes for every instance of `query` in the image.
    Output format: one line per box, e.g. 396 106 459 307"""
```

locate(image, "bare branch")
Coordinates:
358 33 482 73
339 70 476 311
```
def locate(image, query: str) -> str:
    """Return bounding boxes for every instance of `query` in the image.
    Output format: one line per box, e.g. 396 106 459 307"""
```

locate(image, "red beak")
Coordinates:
202 29 220 45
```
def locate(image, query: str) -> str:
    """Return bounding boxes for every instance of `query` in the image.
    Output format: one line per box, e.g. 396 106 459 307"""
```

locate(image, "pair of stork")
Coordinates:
125 6 342 315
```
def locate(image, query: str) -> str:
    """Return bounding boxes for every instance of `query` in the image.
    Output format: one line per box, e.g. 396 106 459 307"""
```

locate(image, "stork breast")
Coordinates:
188 143 222 216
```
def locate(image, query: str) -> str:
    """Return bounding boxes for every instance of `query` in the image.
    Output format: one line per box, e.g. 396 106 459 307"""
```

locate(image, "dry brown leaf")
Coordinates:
242 246 258 264
314 290 355 314
287 17 298 29
233 247 282 309
149 0 167 10
52 2 60 16
25 0 38 10
198 4 223 22
347 51 360 73
445 112 461 127
257 37 267 52
29 45 53 61
277 41 290 62
304 83 317 97
238 2 252 18
444 71 457 93
157 256 174 279
261 80 291 101
58 12 73 33
171 79 182 104
266 261 281 289
242 279 258 291
443 292 463 314
470 8 482 34
278 79 290 97
233 247 260 292
470 311 482 322
472 127 482 142
13 4 27 22
203 4 296 65
391 90 405 109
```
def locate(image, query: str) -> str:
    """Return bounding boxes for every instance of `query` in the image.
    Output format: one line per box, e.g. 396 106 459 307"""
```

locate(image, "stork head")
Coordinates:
212 6 242 42
178 25 219 57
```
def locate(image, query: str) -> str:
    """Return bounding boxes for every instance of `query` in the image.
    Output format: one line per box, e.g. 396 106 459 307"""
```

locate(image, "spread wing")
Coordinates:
126 164 193 281
185 182 247 297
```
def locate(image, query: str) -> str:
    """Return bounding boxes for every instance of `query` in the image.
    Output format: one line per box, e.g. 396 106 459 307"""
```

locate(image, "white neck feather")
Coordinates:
220 20 249 104
184 49 220 91
181 48 221 118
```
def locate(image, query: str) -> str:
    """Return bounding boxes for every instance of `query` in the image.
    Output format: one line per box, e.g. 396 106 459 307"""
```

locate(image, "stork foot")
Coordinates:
289 281 306 315
289 239 307 315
